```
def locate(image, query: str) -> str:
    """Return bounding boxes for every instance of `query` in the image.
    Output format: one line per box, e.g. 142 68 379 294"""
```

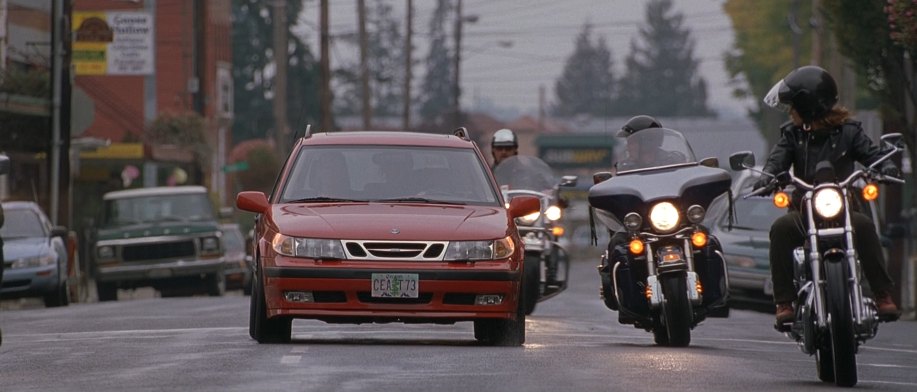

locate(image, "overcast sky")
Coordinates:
299 0 754 119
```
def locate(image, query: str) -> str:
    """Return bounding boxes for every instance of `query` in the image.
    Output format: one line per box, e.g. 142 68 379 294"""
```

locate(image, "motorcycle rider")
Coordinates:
491 128 519 168
755 65 901 324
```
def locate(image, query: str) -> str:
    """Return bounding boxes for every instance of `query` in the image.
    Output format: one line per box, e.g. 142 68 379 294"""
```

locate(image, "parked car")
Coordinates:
220 223 251 295
92 186 228 301
236 129 540 345
0 201 71 307
708 170 783 307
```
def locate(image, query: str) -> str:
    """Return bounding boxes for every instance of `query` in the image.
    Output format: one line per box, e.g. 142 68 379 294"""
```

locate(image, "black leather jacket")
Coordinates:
762 120 895 184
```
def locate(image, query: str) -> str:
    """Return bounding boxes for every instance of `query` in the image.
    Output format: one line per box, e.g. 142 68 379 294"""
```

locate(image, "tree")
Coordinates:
417 0 453 125
723 0 812 147
231 0 320 143
334 0 405 118
552 23 615 117
616 0 713 117
146 112 210 162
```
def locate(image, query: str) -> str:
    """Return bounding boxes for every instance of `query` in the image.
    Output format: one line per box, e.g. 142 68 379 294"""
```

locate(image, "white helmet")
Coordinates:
491 128 518 148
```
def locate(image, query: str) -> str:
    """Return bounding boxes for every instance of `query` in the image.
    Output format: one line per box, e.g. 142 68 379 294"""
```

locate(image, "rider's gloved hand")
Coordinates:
752 176 771 192
881 164 901 178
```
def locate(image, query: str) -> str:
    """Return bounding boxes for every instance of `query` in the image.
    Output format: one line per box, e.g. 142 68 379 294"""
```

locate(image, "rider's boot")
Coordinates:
875 290 901 322
774 302 794 331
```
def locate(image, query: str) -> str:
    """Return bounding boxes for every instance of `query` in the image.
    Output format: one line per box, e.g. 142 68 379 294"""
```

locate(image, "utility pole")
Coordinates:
320 0 333 132
271 0 289 155
452 0 463 126
402 0 413 131
538 85 545 132
357 0 371 129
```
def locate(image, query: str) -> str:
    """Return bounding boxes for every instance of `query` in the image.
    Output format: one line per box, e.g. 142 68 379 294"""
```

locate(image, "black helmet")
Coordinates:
491 128 518 148
764 65 838 124
617 115 663 137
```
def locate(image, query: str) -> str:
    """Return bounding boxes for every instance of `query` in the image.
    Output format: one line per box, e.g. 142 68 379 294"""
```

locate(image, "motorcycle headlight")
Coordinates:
649 202 680 233
517 211 540 225
272 234 345 259
11 254 55 269
623 213 643 231
814 188 843 219
686 205 705 224
544 205 562 221
443 237 514 261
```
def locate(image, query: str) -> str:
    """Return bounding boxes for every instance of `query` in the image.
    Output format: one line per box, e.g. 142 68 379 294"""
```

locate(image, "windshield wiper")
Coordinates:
374 197 465 205
285 197 366 203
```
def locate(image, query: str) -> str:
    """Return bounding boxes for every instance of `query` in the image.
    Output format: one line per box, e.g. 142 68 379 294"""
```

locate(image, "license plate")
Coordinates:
763 277 774 296
371 273 419 298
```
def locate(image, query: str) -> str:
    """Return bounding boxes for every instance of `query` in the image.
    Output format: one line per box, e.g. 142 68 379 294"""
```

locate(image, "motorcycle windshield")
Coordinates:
615 128 696 173
493 155 557 193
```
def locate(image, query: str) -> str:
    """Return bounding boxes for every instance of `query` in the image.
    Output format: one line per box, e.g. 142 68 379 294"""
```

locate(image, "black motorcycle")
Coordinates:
494 155 577 315
589 127 731 347
730 133 905 387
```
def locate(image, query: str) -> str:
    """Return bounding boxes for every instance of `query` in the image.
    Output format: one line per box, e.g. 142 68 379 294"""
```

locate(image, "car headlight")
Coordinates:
649 202 680 232
11 254 55 269
443 237 514 261
97 246 115 260
544 205 562 221
200 236 222 256
814 188 843 219
272 234 345 259
517 211 540 225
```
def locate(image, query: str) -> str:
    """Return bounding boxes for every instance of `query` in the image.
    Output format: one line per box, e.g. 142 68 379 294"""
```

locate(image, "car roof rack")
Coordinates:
452 127 471 141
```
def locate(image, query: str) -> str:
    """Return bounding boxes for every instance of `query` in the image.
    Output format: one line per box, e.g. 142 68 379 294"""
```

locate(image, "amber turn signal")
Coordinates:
691 231 707 248
862 183 879 201
552 226 565 237
773 191 790 208
629 239 644 255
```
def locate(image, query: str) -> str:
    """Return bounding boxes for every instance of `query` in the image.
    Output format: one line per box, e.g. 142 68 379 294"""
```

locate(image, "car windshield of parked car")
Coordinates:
725 197 783 231
0 207 46 239
102 194 216 227
280 146 499 205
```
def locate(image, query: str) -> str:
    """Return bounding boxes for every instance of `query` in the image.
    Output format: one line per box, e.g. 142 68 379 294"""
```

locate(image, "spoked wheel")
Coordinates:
824 261 857 387
522 254 540 315
659 273 692 347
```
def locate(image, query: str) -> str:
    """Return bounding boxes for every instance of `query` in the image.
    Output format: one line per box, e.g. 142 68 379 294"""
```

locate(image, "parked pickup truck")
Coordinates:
92 186 227 300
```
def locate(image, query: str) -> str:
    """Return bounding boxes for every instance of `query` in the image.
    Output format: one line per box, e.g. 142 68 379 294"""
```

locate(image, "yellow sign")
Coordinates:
72 12 109 75
72 11 154 76
80 143 144 159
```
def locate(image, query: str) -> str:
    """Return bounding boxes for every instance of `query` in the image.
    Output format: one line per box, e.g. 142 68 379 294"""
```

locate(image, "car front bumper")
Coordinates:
96 258 225 283
262 259 522 322
0 264 59 298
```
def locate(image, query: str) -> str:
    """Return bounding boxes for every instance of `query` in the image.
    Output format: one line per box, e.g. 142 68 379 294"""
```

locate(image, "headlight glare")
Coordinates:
649 202 680 232
544 205 562 221
272 234 345 259
814 188 843 218
518 211 540 225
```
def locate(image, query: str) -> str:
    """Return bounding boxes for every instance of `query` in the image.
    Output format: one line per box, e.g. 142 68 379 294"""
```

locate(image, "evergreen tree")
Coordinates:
231 0 320 143
418 0 453 124
334 0 404 117
615 0 713 117
552 23 615 117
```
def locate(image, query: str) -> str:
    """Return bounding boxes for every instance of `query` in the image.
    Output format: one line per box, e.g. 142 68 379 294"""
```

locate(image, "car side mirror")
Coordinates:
729 151 755 171
699 157 719 168
236 191 270 214
51 226 68 238
560 175 578 187
592 171 613 184
508 195 540 219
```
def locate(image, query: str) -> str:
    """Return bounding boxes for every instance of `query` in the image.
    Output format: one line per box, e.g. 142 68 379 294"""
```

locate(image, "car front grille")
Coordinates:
342 241 447 261
122 240 197 262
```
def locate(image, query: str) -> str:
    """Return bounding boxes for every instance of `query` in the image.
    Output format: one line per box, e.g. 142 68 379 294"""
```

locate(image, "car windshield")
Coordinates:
102 193 216 227
280 146 499 205
726 197 784 231
493 155 557 193
615 128 696 173
0 208 46 239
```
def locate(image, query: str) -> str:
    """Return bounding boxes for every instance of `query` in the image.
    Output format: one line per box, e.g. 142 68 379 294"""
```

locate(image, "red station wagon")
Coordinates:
236 129 539 346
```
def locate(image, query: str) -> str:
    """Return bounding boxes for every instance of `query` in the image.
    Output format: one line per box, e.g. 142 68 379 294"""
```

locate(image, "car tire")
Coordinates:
44 275 70 308
473 284 526 346
97 281 118 302
207 272 226 297
251 267 291 344
242 272 253 296
522 254 540 315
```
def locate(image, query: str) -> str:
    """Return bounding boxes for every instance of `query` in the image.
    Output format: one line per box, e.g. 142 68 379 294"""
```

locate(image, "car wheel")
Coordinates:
44 276 70 308
207 272 226 297
473 285 526 346
97 281 118 302
242 271 253 296
251 267 291 344
522 254 540 315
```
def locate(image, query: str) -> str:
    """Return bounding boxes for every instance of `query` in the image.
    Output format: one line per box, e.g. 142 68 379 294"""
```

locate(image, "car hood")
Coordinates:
96 221 220 241
271 203 510 241
2 237 50 261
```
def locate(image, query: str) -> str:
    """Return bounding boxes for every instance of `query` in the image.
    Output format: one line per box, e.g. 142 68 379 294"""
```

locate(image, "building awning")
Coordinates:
79 143 144 159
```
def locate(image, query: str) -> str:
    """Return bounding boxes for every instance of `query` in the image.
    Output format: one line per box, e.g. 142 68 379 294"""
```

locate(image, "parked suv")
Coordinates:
236 130 539 345
92 186 226 300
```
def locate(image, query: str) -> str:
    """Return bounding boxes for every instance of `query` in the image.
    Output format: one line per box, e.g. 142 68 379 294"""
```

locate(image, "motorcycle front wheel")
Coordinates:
823 260 858 387
659 273 692 347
